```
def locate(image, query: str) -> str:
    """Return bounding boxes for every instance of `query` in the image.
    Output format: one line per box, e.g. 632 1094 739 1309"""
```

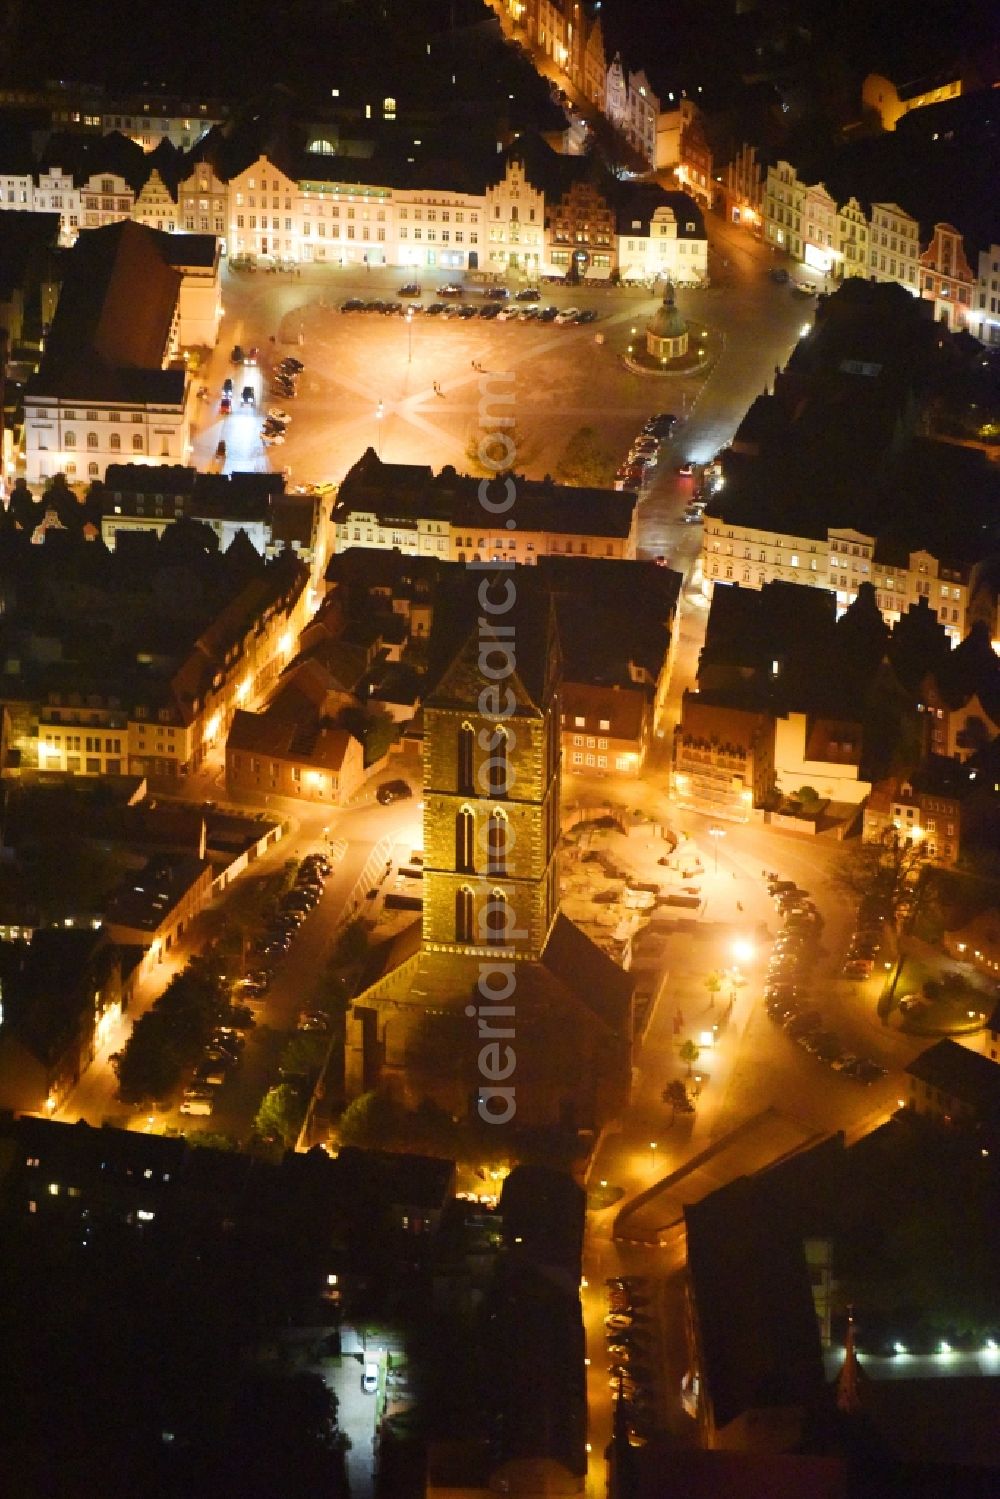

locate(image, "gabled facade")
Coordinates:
545 178 615 277
919 222 975 333
722 143 764 231
616 195 708 285
657 100 712 206
835 197 869 280
763 161 805 260
801 182 836 277
177 159 228 240
131 168 177 235
485 159 544 277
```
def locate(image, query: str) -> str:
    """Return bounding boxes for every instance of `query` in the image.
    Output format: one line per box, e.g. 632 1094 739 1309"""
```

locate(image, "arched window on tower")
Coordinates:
484 887 509 946
488 727 509 798
458 721 475 794
487 808 508 876
455 885 474 944
456 805 475 872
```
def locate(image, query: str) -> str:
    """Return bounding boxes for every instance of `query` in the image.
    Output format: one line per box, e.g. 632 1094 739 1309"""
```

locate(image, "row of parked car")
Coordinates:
614 411 677 490
262 357 304 445
251 851 333 964
179 1025 248 1116
340 295 598 324
841 893 889 980
603 1277 652 1448
762 874 887 1084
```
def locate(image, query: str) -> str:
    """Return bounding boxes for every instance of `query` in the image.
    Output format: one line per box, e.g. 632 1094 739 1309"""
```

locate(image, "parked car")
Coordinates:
795 280 818 296
457 304 478 318
363 1361 379 1394
537 306 558 321
485 285 509 300
231 344 245 363
398 283 421 296
197 1063 228 1087
842 958 874 979
180 1095 214 1116
220 396 231 415
246 346 259 364
515 286 540 301
576 308 599 323
222 377 234 396
341 297 365 312
377 779 412 805
215 440 227 460
769 268 789 284
644 412 677 435
241 385 255 405
439 283 463 297
555 306 581 323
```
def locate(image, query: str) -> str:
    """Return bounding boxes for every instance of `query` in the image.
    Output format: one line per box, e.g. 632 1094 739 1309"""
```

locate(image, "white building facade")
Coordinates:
969 244 1000 347
616 203 708 285
23 388 192 485
484 159 544 276
867 203 920 294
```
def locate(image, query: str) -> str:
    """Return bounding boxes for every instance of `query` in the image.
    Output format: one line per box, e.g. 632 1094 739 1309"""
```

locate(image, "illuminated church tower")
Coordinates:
420 578 561 961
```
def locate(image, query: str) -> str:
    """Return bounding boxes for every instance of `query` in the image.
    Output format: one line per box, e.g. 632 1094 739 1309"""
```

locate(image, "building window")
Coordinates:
488 727 509 798
456 806 475 872
484 888 509 946
487 809 508 876
132 434 144 452
64 431 76 448
458 722 475 794
455 886 474 944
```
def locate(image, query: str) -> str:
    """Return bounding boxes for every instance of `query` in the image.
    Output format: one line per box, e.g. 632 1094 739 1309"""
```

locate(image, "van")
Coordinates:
363 1361 379 1394
180 1095 214 1116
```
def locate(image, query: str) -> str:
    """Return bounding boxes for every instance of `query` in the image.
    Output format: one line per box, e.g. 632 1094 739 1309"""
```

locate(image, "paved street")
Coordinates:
191 219 808 498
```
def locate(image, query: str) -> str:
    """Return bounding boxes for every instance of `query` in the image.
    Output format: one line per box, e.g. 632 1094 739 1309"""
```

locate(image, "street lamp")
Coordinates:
649 1140 658 1171
406 306 414 363
709 824 725 873
375 399 384 457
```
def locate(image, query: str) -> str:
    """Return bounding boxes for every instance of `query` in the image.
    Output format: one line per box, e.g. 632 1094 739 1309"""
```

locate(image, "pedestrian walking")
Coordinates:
736 900 743 913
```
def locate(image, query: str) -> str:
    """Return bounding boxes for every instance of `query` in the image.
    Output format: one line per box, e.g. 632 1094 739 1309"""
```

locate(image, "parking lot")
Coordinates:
191 263 700 488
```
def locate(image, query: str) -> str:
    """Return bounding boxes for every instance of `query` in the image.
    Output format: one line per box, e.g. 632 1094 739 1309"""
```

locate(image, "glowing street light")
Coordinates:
708 824 725 873
375 399 384 457
649 1140 658 1170
732 938 754 966
406 305 415 363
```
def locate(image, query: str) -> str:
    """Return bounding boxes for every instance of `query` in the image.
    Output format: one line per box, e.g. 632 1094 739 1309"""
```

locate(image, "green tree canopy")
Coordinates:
254 1083 307 1149
555 425 618 488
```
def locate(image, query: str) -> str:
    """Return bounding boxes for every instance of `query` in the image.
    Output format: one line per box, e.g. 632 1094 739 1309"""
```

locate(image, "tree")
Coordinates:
463 421 532 476
330 917 370 969
679 1039 700 1076
795 785 820 807
218 1370 349 1498
280 1031 331 1080
704 971 722 1005
337 1088 404 1149
112 1012 185 1103
832 828 927 925
555 425 618 488
254 1084 307 1148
